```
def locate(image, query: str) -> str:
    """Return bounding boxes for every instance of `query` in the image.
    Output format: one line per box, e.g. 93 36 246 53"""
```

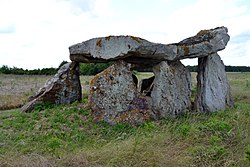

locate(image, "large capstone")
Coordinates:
151 61 192 117
195 53 234 112
88 60 154 125
69 27 229 65
21 62 82 112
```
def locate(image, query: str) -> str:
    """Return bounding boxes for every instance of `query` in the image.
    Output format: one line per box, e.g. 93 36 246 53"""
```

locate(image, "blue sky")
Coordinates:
0 0 249 69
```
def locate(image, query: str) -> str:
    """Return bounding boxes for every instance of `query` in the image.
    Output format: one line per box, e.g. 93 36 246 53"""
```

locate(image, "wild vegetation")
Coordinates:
186 65 250 73
0 75 92 111
1 63 250 76
0 74 51 110
0 72 250 166
0 62 111 76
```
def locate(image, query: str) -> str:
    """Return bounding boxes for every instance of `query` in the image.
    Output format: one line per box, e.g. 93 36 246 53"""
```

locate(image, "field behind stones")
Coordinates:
1 72 249 110
0 75 93 111
0 72 250 166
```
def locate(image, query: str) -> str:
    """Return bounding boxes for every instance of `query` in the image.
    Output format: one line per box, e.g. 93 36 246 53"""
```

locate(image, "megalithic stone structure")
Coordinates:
21 62 82 112
22 26 234 125
151 60 192 118
88 60 155 125
69 27 229 63
195 53 234 112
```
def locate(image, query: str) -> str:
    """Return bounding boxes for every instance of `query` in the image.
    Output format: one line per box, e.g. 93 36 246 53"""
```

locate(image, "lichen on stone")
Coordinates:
96 39 102 47
183 45 190 56
105 36 114 41
129 36 142 43
196 29 209 37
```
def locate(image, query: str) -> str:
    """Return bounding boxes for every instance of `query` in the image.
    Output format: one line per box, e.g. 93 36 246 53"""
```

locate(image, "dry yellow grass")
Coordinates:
1 72 249 111
0 75 94 111
0 74 51 110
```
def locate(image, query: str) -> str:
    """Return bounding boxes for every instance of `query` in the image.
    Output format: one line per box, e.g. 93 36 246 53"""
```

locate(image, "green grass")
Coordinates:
227 73 250 103
1 102 250 166
134 71 154 81
0 72 250 166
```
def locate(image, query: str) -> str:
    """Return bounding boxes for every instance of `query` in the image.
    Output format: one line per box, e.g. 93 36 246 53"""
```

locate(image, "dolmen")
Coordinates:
22 26 234 125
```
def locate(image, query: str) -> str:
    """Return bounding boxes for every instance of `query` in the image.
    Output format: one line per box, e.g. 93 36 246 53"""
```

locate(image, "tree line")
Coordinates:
0 65 58 75
0 62 250 75
0 61 112 75
185 65 250 72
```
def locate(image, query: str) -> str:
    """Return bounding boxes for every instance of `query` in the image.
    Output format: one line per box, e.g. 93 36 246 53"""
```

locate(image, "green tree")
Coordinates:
80 63 112 75
0 65 11 74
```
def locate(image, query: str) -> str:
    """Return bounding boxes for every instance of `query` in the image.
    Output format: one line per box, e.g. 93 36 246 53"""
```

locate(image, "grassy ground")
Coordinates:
0 75 51 110
0 75 93 111
227 73 250 103
0 73 250 166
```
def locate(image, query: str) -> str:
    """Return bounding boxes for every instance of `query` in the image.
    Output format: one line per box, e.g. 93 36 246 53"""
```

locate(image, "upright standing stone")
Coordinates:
89 60 154 124
195 53 234 112
21 62 82 112
151 61 192 117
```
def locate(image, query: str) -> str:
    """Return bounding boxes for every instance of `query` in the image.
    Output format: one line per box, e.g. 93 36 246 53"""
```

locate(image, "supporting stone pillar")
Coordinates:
151 60 192 117
88 60 154 125
21 62 82 112
195 53 234 112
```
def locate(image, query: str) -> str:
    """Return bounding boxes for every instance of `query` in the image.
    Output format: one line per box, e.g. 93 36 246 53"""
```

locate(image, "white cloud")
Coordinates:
161 0 249 40
0 24 15 33
161 0 250 66
0 0 249 69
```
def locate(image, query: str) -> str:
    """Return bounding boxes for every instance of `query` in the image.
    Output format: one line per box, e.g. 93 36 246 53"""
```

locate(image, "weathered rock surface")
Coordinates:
151 61 192 117
195 53 234 112
88 60 154 124
21 62 82 112
70 27 229 64
21 26 233 124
